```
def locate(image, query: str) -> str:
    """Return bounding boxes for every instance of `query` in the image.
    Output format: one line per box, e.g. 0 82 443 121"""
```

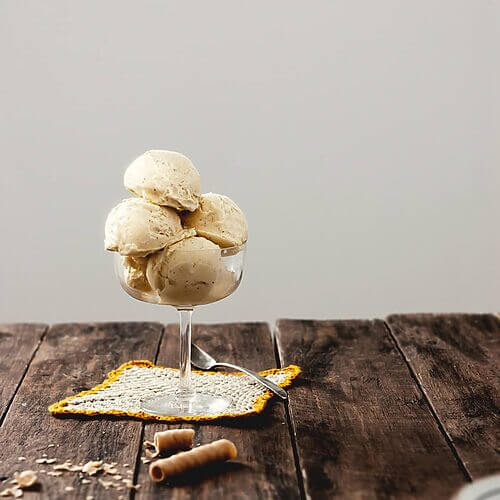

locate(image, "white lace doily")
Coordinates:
49 361 300 422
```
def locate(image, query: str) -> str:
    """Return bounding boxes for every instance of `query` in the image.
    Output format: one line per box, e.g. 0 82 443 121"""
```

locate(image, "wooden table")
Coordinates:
0 314 498 499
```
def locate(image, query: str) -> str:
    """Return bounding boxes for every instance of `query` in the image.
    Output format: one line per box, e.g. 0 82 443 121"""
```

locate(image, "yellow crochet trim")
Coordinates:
49 360 301 422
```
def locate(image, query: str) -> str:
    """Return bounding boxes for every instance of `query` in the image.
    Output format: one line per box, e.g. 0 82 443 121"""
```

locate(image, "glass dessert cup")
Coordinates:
113 242 246 417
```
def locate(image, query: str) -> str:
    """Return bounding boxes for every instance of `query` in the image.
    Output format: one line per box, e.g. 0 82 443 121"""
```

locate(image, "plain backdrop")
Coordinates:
1 1 498 326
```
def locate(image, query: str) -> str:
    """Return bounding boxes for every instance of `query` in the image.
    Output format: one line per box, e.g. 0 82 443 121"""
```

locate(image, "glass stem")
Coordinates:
177 308 193 394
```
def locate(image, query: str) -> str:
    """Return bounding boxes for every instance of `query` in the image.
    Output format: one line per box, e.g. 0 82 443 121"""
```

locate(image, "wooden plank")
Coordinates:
276 319 468 499
0 322 163 499
135 322 300 499
386 313 500 479
0 323 47 423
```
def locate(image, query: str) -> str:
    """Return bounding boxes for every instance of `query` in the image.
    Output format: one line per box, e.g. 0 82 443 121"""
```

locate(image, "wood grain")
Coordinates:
135 322 300 500
0 322 163 499
276 319 468 499
386 313 500 479
0 323 47 423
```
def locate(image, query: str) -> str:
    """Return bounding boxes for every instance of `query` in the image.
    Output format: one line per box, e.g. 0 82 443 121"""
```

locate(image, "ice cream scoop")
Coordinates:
146 236 222 305
183 193 248 248
105 197 194 256
123 256 151 292
124 150 201 211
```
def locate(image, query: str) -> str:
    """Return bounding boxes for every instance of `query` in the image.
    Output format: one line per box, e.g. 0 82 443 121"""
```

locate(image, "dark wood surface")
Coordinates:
0 323 47 423
386 314 500 480
136 323 300 499
275 319 468 499
0 316 498 499
0 322 163 499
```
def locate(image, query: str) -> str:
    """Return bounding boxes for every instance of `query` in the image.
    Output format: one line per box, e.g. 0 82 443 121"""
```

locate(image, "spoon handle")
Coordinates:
215 362 288 400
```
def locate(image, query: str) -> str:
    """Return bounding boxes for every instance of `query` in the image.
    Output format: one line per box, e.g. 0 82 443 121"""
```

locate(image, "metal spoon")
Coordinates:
191 343 288 400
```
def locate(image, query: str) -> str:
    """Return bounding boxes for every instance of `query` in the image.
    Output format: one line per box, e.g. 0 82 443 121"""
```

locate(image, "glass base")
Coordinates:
141 392 230 417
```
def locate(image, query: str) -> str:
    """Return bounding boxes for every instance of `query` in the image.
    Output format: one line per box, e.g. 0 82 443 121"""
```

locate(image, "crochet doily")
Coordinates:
49 361 300 422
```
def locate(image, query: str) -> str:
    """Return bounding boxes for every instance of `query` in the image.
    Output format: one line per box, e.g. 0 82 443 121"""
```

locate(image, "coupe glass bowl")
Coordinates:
113 242 246 417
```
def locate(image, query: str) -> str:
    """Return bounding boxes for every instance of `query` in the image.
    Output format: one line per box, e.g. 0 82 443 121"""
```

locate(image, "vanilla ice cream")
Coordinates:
105 197 194 256
183 193 248 248
146 236 222 305
123 256 151 292
124 150 201 211
207 267 240 303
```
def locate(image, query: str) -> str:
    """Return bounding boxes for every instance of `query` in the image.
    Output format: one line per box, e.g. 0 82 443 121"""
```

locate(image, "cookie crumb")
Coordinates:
122 479 140 490
102 464 118 475
0 488 23 498
82 461 103 476
13 471 37 488
98 479 115 490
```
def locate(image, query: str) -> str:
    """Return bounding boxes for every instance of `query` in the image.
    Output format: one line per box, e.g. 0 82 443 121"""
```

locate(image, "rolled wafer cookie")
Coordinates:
154 429 195 454
149 439 237 482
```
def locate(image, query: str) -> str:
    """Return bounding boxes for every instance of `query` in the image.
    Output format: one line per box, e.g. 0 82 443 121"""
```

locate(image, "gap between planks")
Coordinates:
383 320 472 482
130 325 166 500
272 323 307 500
0 324 49 429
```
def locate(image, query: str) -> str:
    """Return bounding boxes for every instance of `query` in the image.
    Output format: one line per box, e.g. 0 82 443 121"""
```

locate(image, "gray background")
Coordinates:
1 1 498 326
